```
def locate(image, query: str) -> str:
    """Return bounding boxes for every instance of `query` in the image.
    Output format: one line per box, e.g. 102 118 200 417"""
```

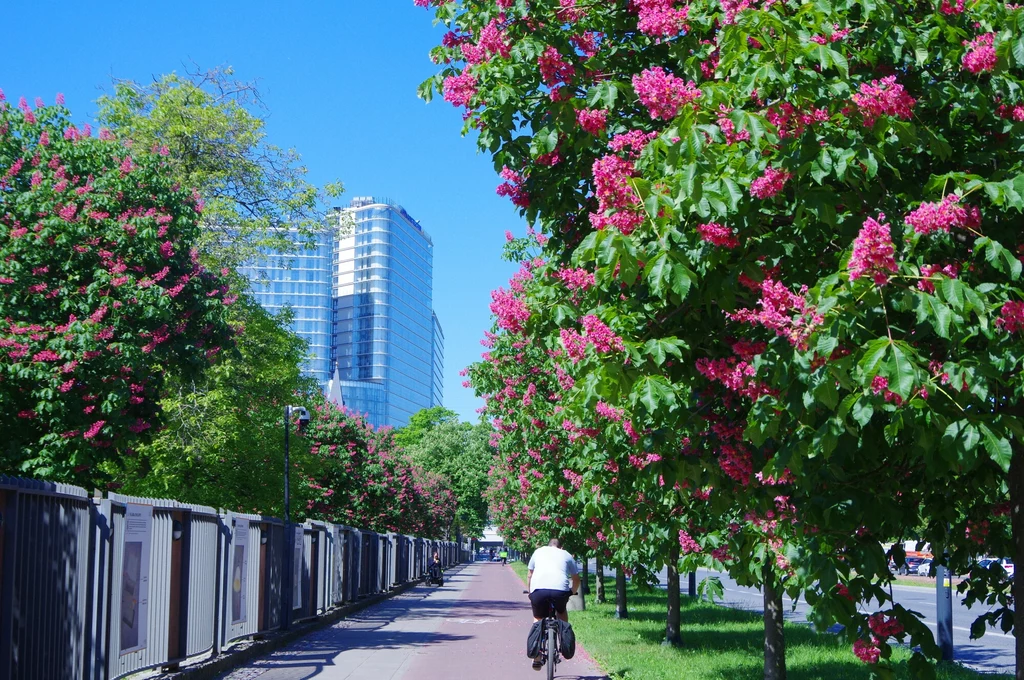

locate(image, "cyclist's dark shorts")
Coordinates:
529 589 572 618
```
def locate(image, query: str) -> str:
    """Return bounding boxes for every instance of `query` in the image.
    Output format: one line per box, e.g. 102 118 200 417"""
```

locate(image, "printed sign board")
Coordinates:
120 503 153 654
231 519 250 624
293 526 304 610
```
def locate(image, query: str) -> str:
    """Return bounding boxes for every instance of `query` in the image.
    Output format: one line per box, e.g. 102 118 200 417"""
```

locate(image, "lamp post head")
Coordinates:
287 406 311 432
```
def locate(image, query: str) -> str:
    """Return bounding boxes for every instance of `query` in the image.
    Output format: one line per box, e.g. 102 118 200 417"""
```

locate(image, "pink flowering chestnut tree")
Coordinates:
0 94 235 485
419 0 1024 676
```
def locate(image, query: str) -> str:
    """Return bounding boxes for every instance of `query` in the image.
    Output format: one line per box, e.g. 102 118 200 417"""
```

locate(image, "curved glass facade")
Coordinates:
239 199 444 428
333 199 442 428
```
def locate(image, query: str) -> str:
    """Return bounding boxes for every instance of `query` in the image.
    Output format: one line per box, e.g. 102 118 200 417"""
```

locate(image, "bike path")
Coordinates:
218 562 608 680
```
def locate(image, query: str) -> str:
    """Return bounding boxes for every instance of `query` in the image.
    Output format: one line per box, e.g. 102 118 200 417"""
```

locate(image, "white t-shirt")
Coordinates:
527 546 579 592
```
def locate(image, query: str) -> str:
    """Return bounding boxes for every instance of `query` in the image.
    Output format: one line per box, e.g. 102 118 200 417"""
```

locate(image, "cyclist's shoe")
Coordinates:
532 654 544 671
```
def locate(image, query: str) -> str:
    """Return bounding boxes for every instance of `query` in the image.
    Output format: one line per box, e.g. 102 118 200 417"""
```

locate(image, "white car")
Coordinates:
915 559 933 576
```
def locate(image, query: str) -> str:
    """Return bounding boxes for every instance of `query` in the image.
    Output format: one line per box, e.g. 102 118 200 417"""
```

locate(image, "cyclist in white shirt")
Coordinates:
527 537 580 623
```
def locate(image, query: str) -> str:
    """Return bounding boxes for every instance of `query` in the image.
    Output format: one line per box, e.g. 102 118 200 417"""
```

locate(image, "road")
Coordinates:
588 561 1014 675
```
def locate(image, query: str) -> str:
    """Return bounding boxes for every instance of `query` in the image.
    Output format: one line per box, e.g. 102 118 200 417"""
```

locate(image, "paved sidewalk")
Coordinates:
218 562 608 680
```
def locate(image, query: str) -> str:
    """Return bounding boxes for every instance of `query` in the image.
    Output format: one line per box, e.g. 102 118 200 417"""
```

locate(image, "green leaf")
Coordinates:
646 252 671 297
980 424 1013 472
928 296 952 339
634 376 677 414
1014 36 1024 68
671 263 694 299
858 337 890 379
940 278 964 311
887 344 915 399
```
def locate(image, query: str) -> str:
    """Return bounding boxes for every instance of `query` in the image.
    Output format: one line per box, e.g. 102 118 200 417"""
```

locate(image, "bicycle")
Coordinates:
524 590 561 679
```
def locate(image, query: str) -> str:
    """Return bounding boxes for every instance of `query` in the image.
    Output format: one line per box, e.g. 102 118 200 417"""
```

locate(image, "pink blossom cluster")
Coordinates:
581 315 625 353
608 129 658 157
997 102 1024 121
442 72 477 108
595 401 624 421
940 0 965 13
904 194 980 235
810 24 851 44
726 278 822 349
870 376 904 405
557 0 587 22
623 419 640 444
695 357 774 400
849 214 898 285
563 468 584 489
917 263 960 293
678 530 702 554
576 108 609 134
538 46 575 88
634 0 689 38
632 67 701 120
963 34 997 74
765 102 829 138
716 107 750 145
697 222 740 249
853 639 881 664
570 31 602 58
719 0 777 24
561 327 589 362
851 76 916 126
555 267 595 292
966 519 990 545
749 166 790 199
490 286 530 333
868 612 905 638
496 166 529 208
996 301 1024 333
719 443 753 484
589 154 644 235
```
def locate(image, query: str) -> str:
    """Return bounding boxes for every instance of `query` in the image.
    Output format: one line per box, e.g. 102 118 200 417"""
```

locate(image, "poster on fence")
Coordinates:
231 519 249 624
293 525 304 610
120 503 153 654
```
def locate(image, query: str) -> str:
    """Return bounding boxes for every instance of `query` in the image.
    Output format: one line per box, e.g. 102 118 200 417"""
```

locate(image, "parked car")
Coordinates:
915 559 933 576
971 557 1014 580
892 556 928 575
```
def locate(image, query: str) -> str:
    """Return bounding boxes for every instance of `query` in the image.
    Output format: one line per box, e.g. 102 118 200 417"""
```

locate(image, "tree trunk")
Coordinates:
595 558 607 603
763 565 787 680
615 568 629 619
1010 443 1024 680
581 554 590 594
665 541 682 647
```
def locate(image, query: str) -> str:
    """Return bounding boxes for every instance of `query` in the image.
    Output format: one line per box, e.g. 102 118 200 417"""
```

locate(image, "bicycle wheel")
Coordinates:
547 624 557 680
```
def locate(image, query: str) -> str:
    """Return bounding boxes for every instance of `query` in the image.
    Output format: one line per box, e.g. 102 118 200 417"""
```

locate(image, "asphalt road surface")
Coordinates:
587 561 1013 675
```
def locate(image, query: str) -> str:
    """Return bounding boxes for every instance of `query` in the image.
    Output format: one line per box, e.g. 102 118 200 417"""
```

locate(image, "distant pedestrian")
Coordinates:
500 548 508 565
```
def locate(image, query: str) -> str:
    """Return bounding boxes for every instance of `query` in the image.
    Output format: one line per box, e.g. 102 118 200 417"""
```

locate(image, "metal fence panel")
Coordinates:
0 476 91 680
185 512 219 657
222 513 264 646
0 475 461 680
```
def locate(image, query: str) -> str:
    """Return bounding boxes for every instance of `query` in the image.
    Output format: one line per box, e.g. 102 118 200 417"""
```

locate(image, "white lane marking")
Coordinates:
451 618 498 624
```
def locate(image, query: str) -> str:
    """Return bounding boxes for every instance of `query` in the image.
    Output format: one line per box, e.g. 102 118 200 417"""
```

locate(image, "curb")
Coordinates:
167 565 467 680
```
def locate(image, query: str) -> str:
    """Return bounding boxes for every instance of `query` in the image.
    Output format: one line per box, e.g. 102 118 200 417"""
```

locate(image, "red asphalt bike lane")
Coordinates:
402 561 608 680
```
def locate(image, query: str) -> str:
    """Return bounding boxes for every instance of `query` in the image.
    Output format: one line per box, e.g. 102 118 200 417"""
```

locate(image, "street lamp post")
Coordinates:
282 405 310 631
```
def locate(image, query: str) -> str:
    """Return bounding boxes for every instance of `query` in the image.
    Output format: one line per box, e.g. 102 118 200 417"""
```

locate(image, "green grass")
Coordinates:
509 561 1006 680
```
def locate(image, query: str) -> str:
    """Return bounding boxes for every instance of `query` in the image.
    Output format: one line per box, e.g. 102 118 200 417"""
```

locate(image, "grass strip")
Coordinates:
509 561 1006 680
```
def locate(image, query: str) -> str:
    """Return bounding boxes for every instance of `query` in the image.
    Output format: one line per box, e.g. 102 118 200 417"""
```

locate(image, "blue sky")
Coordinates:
3 0 521 423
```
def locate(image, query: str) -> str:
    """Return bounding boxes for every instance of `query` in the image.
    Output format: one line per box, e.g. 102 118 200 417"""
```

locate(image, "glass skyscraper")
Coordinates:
237 228 333 385
239 198 443 428
333 197 443 428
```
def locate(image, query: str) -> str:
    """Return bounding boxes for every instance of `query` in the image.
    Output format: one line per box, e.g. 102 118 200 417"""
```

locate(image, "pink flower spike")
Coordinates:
750 167 790 199
632 67 701 120
849 214 898 285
